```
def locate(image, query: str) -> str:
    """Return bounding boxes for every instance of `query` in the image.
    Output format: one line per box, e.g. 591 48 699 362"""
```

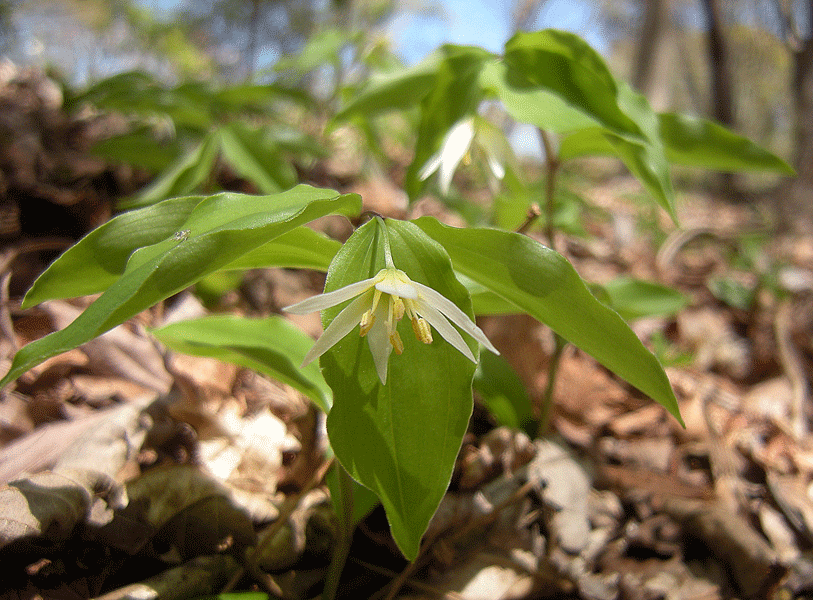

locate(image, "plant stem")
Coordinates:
322 462 355 600
537 128 560 251
538 333 566 435
536 128 565 436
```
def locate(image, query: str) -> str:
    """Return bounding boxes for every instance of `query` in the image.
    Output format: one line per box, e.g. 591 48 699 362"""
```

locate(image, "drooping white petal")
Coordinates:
283 276 378 314
416 300 477 362
300 290 373 366
365 302 393 383
438 119 476 194
418 152 443 182
412 281 500 355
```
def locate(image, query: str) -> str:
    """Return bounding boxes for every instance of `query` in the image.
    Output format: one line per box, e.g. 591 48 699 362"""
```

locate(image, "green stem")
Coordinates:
322 463 355 600
536 128 565 437
538 333 565 436
537 128 560 251
378 216 395 268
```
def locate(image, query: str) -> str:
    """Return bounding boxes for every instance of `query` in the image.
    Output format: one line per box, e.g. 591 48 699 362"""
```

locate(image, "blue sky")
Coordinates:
142 0 608 65
388 0 606 63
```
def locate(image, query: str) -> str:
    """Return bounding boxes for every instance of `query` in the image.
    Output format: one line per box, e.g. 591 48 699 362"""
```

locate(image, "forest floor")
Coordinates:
1 67 813 600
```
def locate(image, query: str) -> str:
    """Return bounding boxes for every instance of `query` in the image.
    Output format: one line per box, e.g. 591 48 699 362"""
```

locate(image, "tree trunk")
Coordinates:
701 0 735 127
781 0 813 230
632 0 664 94
700 0 737 194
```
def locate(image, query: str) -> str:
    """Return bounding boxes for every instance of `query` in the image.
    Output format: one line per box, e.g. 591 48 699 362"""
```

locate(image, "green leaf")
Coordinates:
321 218 477 559
480 59 598 134
275 28 352 74
457 272 520 315
1 186 361 388
90 127 180 172
335 52 441 121
212 83 312 112
493 31 677 220
152 315 332 412
501 30 642 137
600 277 688 321
220 226 340 272
218 123 297 194
405 45 492 198
24 195 205 306
473 352 534 436
413 217 683 426
122 131 221 210
658 112 795 174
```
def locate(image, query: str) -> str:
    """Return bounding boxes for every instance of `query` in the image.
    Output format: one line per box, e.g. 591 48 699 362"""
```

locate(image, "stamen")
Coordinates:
412 317 433 344
390 330 404 354
359 310 375 336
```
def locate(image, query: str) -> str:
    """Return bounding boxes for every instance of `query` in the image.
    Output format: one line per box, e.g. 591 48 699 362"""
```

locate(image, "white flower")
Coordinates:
283 267 499 384
418 117 476 195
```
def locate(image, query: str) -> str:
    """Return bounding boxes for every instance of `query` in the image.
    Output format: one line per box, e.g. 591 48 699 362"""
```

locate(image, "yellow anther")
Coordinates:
359 310 375 336
389 330 404 354
411 317 432 344
391 296 405 321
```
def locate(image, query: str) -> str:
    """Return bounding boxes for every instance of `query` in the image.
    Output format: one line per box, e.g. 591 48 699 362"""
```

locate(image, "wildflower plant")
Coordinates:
0 27 794 571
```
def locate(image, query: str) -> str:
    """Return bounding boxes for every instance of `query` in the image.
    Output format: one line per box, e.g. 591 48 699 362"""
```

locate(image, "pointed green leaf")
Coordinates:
90 127 181 172
1 186 361 388
413 217 683 426
480 59 598 134
335 52 441 121
220 226 340 272
320 218 477 559
218 123 296 194
24 195 205 306
501 30 642 137
152 315 332 412
600 277 688 322
658 113 795 174
122 131 221 210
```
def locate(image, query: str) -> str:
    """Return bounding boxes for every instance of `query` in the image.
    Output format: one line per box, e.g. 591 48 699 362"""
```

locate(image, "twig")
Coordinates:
352 558 466 600
516 203 541 235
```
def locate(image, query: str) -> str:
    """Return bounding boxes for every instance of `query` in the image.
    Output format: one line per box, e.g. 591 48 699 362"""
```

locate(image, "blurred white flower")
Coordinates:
419 117 476 195
419 116 514 195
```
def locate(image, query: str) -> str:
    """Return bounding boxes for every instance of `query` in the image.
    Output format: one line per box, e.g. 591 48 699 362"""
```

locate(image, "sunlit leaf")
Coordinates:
121 131 220 209
320 218 478 559
599 277 688 321
152 315 332 412
1 186 361 388
219 122 296 193
414 217 683 425
658 112 795 174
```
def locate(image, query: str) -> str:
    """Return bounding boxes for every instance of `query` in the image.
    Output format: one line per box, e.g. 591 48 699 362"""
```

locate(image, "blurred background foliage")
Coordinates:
1 0 811 222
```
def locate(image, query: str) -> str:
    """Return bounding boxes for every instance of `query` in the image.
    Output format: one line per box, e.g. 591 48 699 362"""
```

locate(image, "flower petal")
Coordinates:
416 300 476 362
300 290 373 366
437 118 475 194
375 270 418 299
412 281 499 355
365 303 393 383
283 276 378 314
418 151 443 182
